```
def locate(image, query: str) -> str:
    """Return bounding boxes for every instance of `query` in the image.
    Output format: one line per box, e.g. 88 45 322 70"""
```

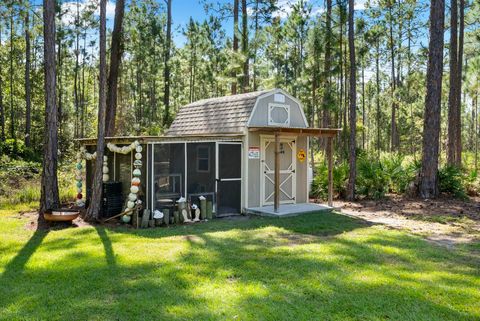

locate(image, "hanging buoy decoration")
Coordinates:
75 149 85 207
130 141 143 212
75 141 141 212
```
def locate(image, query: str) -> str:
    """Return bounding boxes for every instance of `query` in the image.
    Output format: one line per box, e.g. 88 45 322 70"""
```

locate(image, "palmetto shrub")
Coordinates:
310 161 349 200
356 156 389 199
438 165 467 199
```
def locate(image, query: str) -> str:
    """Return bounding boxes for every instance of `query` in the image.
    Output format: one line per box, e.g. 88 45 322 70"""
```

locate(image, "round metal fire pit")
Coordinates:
44 209 80 222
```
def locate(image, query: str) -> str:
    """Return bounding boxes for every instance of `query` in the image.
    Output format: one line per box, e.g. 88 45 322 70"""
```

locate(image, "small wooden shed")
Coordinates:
80 89 339 217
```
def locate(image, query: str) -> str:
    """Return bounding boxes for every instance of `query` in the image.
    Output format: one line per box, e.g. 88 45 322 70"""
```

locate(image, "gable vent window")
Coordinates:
268 103 290 127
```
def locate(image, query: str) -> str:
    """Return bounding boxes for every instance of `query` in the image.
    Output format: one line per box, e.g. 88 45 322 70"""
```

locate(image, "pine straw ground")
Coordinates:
0 201 479 321
337 195 480 247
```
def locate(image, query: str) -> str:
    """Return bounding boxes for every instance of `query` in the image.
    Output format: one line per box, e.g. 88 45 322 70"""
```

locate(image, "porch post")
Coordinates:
327 136 333 207
274 131 280 212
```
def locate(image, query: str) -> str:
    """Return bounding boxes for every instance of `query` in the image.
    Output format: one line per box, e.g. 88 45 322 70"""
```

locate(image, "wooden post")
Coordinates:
327 136 333 207
274 132 280 212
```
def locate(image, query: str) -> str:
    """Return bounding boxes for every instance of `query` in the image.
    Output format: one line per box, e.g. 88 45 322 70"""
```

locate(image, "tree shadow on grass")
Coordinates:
114 211 372 241
0 229 49 280
95 226 116 267
171 229 480 320
1 211 479 320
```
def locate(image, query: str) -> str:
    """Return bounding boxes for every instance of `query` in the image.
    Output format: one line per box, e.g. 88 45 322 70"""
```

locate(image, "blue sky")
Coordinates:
31 0 426 51
51 0 337 46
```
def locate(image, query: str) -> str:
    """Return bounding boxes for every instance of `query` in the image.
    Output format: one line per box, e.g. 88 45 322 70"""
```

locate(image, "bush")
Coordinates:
0 159 76 207
438 165 467 198
356 156 389 199
464 170 480 196
0 138 40 161
310 161 348 200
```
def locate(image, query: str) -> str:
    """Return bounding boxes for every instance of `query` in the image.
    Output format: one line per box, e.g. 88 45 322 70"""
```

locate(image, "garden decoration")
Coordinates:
75 141 142 217
178 197 191 222
199 196 206 220
44 209 80 222
192 204 200 222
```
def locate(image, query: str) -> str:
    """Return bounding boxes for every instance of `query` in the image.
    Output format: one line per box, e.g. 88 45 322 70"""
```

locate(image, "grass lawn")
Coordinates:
1 205 479 321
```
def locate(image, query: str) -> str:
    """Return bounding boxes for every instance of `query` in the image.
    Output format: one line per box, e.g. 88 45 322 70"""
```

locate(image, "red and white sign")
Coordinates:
248 147 260 159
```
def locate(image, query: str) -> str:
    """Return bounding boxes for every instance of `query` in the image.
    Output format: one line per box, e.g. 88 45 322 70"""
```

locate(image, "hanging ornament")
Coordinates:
134 160 142 167
75 141 142 211
131 177 140 185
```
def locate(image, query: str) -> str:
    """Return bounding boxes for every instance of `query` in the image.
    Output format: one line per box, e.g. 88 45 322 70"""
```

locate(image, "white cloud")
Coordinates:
61 0 116 26
272 0 373 19
355 0 369 11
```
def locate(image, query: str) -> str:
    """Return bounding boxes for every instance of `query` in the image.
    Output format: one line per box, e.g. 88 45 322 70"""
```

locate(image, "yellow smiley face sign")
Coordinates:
297 149 306 162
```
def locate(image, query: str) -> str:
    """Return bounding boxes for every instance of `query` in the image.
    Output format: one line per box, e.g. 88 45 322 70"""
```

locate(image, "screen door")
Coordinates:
216 143 242 215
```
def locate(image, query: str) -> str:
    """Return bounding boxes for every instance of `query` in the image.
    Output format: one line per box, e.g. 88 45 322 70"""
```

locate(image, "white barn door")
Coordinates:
260 136 296 206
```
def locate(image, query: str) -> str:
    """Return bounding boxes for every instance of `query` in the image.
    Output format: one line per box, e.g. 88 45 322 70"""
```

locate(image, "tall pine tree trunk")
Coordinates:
321 0 332 130
0 23 5 142
375 41 381 153
241 0 248 92
73 0 80 139
419 0 445 198
252 0 259 91
24 8 31 147
40 0 60 214
105 0 125 137
447 0 460 166
456 0 464 164
346 0 356 200
163 0 172 126
9 12 15 146
388 3 399 151
231 0 239 95
361 60 365 150
85 0 108 221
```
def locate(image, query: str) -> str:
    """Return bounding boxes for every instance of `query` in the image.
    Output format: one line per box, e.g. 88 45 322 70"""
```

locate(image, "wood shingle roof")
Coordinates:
166 90 272 136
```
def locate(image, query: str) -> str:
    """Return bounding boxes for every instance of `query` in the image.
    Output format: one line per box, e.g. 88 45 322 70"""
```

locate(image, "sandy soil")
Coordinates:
334 195 480 248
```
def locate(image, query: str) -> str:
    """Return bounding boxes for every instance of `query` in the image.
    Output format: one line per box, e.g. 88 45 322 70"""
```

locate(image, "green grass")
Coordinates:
0 207 479 321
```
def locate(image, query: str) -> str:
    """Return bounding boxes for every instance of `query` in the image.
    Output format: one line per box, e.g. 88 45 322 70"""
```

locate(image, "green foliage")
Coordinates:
0 139 40 161
464 170 480 196
438 165 467 199
311 153 422 200
310 161 348 200
381 154 420 193
0 157 76 207
356 156 389 199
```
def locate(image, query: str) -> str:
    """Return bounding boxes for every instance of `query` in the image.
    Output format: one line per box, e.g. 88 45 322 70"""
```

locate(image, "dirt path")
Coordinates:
334 196 480 248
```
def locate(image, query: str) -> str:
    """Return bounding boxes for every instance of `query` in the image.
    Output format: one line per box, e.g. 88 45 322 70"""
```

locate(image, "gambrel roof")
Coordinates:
166 90 272 136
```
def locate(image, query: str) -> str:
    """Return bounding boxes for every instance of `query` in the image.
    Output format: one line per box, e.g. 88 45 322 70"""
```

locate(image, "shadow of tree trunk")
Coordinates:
95 227 116 267
1 229 49 280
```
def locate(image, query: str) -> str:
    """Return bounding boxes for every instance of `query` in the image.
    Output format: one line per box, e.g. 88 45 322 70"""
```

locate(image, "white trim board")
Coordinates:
246 88 309 128
259 135 297 206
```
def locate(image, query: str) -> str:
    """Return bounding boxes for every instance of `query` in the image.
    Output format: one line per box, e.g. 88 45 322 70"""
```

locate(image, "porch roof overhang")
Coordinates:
75 133 245 145
250 126 340 213
248 126 341 137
